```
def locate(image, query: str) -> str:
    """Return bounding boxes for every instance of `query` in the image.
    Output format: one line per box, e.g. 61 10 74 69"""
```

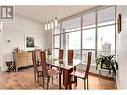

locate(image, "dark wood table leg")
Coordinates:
74 66 77 85
59 71 61 89
63 69 65 85
63 69 69 89
69 74 72 89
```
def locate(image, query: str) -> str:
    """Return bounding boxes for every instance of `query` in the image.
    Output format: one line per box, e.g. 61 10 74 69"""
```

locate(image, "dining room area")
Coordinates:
0 5 127 90
0 49 116 90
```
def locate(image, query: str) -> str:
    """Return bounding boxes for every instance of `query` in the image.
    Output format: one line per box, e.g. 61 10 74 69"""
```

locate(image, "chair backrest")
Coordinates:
32 50 41 67
40 51 49 77
35 49 41 60
85 52 92 78
40 51 46 64
32 51 39 73
68 50 73 64
59 49 63 61
32 51 36 66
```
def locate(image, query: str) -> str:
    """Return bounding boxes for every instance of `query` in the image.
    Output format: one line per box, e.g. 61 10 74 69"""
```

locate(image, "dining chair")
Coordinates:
40 51 61 89
32 50 43 83
59 49 63 61
69 52 92 90
68 50 73 64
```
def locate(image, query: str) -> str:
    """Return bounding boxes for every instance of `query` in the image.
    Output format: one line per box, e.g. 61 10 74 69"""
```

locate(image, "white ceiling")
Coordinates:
15 6 97 24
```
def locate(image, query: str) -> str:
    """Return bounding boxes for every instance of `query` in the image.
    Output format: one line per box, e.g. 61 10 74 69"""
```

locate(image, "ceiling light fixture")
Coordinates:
44 23 48 31
55 17 58 27
51 20 54 29
44 17 58 31
47 22 51 30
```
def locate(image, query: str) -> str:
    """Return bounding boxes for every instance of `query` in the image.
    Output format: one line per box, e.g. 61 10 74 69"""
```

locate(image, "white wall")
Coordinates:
0 23 3 71
116 6 127 89
0 14 51 71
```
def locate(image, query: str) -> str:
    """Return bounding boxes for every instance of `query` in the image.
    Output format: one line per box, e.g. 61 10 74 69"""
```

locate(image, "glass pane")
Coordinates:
97 25 115 56
64 31 81 60
82 50 95 64
83 12 96 29
54 35 60 48
98 7 115 26
83 28 95 49
62 17 81 32
54 49 59 59
68 31 81 49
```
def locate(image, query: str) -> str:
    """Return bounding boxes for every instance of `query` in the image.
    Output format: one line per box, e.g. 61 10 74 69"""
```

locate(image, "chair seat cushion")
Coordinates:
70 70 86 79
48 69 60 77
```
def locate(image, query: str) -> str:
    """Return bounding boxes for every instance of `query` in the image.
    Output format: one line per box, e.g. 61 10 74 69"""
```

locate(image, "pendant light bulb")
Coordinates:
48 22 50 30
45 23 48 31
51 21 54 29
55 17 58 27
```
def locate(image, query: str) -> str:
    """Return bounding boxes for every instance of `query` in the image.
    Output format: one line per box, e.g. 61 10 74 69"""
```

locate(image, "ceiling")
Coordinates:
15 6 97 24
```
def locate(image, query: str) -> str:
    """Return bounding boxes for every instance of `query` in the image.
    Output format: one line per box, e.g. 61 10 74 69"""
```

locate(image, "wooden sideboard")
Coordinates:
14 52 33 71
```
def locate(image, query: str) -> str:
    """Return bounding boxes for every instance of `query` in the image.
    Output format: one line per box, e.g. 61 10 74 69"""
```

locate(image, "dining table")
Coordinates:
46 59 80 89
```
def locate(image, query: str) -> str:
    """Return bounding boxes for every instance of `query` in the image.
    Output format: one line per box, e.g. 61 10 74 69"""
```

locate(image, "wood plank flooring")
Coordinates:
0 67 117 89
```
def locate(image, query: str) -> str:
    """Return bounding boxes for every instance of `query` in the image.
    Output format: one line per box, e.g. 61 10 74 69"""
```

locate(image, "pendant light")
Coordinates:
44 23 48 31
55 17 58 27
51 20 54 29
47 22 51 30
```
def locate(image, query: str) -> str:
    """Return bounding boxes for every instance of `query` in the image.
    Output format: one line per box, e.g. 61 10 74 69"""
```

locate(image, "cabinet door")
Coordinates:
16 56 28 68
27 52 33 65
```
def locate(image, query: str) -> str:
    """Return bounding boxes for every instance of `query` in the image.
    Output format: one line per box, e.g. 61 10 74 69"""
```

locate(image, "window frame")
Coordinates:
52 6 116 65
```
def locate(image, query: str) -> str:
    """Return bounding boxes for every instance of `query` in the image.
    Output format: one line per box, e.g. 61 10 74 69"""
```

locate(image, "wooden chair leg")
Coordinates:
84 79 86 90
47 78 50 89
74 76 77 86
37 72 39 83
34 71 36 82
59 73 61 89
52 76 53 84
42 76 44 88
87 78 89 90
69 75 72 89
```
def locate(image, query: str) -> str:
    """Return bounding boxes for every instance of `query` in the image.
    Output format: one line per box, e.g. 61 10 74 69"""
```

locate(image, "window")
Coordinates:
65 31 81 60
53 24 61 58
97 7 115 56
62 17 81 60
62 17 81 32
82 12 96 64
98 7 115 26
97 25 115 56
54 35 60 48
53 6 116 65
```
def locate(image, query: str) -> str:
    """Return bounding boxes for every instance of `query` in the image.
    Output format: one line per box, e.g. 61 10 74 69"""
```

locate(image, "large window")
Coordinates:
65 31 81 60
82 12 96 64
53 24 61 59
97 25 115 56
61 17 81 60
53 6 116 65
97 7 115 56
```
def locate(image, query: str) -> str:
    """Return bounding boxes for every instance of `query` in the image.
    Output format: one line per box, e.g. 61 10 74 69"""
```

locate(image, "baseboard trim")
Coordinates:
116 76 119 89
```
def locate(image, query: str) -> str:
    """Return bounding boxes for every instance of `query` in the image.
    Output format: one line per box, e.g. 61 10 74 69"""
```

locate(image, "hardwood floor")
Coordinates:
0 67 117 89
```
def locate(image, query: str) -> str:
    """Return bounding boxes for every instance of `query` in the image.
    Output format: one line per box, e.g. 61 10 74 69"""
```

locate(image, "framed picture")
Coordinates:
117 13 122 33
25 36 35 48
